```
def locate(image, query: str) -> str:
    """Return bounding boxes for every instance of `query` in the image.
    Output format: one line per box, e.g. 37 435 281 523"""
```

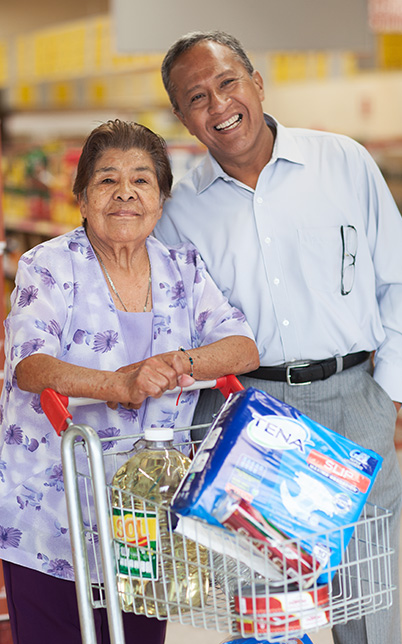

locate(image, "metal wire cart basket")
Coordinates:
40 379 395 644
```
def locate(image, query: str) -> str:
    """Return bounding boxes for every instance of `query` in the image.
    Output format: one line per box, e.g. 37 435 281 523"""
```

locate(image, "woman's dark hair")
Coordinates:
162 31 254 112
73 120 173 202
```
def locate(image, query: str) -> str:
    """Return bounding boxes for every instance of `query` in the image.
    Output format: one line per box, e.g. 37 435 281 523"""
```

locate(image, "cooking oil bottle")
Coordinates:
111 427 209 616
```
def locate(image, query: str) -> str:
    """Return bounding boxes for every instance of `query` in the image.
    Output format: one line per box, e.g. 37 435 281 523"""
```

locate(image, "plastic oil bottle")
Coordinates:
111 427 209 616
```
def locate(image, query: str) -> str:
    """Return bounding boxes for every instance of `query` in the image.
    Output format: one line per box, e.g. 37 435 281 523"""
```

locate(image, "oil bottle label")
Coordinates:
112 507 158 579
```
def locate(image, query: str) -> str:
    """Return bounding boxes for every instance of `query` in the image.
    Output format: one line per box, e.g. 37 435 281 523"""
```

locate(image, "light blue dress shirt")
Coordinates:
155 115 402 402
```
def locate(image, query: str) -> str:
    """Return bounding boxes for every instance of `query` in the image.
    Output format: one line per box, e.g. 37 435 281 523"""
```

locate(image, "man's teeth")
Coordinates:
215 115 242 130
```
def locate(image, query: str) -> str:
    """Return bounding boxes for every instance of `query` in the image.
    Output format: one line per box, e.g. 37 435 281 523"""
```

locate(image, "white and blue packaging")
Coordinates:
172 387 382 583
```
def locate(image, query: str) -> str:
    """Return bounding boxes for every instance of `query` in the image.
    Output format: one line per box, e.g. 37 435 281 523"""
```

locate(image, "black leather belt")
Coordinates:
244 351 370 386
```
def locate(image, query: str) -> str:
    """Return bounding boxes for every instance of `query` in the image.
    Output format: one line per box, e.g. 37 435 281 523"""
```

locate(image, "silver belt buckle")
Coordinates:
286 362 311 386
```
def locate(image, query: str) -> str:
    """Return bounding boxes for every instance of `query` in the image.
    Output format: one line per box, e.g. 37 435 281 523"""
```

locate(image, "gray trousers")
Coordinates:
193 359 402 644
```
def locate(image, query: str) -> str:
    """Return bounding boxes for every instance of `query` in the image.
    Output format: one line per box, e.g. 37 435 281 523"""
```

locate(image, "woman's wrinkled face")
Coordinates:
79 147 163 246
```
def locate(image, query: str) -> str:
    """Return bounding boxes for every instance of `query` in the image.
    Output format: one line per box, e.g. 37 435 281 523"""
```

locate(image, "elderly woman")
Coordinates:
0 120 259 644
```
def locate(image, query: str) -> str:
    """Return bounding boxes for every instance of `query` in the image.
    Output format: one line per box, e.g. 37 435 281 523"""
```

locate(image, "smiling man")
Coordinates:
165 37 272 188
154 31 402 644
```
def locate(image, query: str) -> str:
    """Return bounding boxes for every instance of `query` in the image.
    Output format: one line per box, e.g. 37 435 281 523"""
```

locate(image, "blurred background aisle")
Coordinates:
2 0 402 317
2 1 402 641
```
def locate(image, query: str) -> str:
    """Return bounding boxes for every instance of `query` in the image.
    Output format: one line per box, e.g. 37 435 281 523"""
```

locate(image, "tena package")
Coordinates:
220 633 314 644
171 388 382 583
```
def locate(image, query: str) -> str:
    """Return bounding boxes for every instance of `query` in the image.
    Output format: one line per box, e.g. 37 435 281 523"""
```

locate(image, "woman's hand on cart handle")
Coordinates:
40 375 243 435
110 353 194 410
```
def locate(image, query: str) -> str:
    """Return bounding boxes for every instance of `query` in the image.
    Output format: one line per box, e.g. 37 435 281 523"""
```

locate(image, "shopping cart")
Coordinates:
40 376 395 644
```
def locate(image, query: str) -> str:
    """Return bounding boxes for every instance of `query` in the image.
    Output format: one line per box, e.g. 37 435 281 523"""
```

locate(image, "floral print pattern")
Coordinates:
98 427 120 451
44 464 64 492
0 526 22 549
5 424 23 445
18 285 38 308
0 228 254 580
38 554 74 580
92 330 119 353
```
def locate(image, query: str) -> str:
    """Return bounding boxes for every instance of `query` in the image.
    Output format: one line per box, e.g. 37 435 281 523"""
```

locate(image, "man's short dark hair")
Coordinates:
162 31 254 112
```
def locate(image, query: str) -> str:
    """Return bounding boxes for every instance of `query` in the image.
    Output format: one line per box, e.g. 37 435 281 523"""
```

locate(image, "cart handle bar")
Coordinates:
40 374 244 436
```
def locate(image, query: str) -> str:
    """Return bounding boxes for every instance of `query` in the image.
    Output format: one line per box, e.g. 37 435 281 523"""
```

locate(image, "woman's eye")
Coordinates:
135 178 147 184
101 177 114 184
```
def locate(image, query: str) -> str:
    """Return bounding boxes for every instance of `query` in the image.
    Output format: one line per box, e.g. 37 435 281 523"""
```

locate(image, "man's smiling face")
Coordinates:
170 40 268 172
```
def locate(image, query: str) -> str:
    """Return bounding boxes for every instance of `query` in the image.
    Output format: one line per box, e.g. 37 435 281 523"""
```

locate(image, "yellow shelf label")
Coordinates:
378 33 402 69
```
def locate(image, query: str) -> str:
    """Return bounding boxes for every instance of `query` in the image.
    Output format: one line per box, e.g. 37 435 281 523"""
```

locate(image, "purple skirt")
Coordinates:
2 561 166 644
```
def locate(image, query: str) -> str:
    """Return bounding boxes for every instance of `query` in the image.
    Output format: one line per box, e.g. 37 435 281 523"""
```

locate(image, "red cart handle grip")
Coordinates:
40 388 72 436
213 374 244 399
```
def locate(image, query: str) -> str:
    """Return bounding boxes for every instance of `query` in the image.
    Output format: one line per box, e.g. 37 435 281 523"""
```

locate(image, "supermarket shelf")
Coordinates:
3 219 79 307
4 218 75 237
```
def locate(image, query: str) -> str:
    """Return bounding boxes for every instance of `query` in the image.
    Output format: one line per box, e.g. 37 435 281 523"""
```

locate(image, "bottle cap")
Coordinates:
144 427 174 441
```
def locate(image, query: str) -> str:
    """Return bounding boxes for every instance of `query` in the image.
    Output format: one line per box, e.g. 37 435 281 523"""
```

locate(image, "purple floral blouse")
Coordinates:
0 228 254 579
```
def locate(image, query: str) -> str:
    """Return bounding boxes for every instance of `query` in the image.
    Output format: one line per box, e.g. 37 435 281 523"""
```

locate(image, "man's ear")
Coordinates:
173 107 186 127
173 107 195 136
252 70 265 102
173 103 201 137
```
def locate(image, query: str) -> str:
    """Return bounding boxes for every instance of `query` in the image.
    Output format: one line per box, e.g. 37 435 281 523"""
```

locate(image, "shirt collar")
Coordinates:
196 113 305 194
270 115 305 166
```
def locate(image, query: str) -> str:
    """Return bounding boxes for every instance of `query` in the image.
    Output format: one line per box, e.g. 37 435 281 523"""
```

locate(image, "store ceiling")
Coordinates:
113 0 373 53
0 0 110 37
2 0 374 54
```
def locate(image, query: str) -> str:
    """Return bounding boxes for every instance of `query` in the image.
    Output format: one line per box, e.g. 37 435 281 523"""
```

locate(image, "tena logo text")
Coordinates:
247 414 310 453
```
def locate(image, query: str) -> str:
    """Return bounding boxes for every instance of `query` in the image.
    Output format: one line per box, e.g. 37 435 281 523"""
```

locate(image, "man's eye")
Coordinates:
222 78 235 87
190 93 204 104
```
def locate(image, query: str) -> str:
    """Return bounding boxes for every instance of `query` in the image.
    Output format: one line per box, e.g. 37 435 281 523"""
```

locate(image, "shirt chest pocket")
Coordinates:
297 225 343 293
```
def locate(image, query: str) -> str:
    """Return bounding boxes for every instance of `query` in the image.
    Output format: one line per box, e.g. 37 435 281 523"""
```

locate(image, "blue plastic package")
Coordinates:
172 388 382 582
220 635 314 644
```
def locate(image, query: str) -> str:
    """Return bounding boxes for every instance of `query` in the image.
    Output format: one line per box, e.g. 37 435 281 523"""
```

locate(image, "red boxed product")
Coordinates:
234 581 330 635
214 492 322 586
